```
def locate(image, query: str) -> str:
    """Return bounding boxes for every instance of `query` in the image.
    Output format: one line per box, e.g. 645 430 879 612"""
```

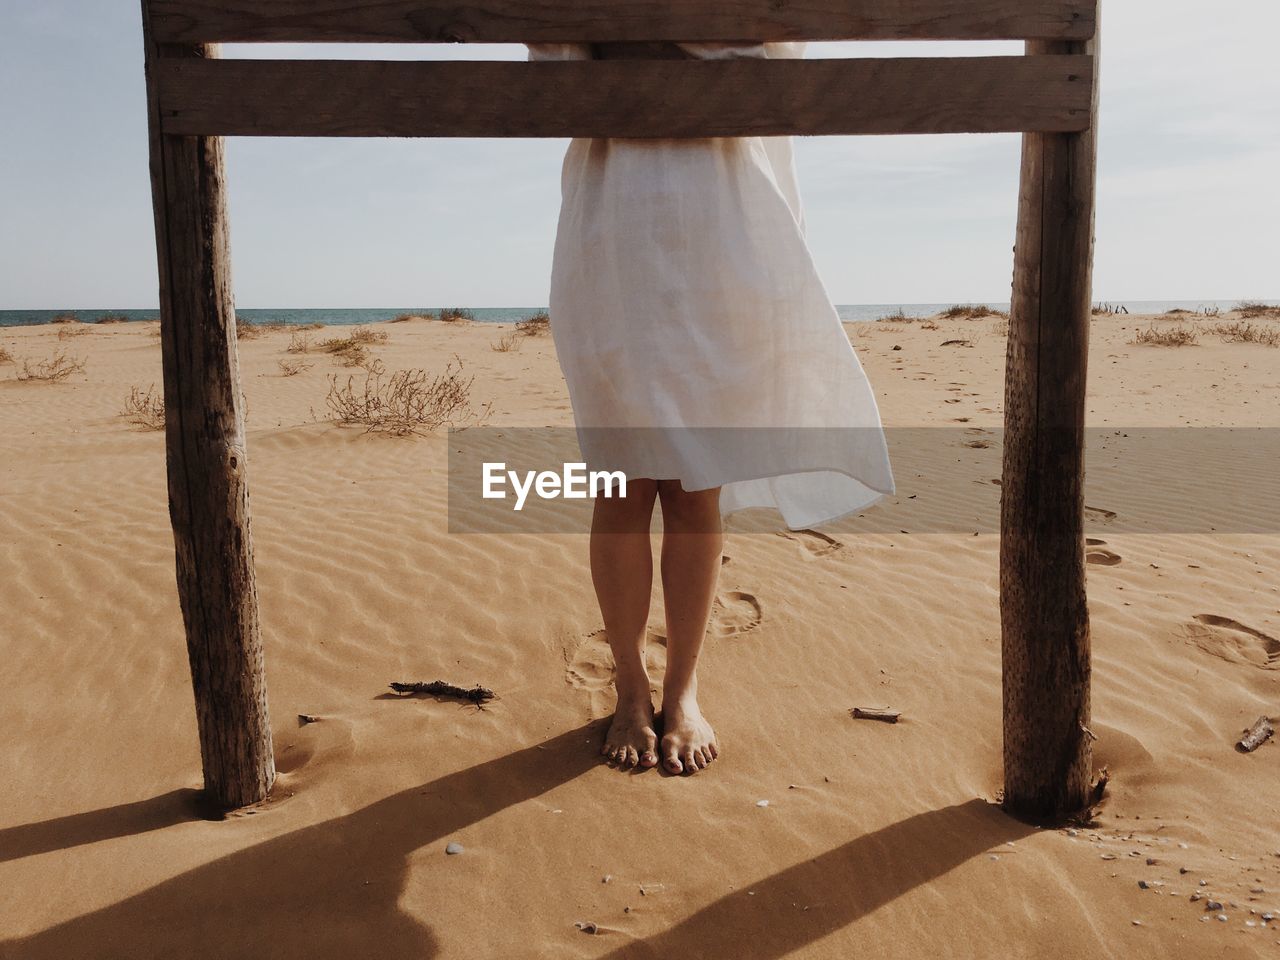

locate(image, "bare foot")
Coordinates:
659 698 718 774
602 694 659 769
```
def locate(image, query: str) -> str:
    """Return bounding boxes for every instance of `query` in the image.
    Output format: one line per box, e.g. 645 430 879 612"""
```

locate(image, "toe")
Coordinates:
698 747 713 766
662 743 682 774
682 749 699 773
640 748 658 768
624 746 638 768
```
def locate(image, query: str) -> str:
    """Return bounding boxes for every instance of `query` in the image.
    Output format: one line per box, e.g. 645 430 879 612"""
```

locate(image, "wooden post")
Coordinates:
1000 7 1100 822
141 4 275 809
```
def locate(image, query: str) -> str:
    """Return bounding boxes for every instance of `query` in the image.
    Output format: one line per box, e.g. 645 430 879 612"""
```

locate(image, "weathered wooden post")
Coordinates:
140 3 275 809
1001 5 1101 821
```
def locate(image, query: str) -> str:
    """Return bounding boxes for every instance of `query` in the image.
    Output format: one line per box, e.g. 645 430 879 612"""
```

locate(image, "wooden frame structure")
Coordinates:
140 0 1101 822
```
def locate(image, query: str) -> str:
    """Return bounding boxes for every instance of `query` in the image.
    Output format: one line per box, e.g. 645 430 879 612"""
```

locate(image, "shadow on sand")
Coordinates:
2 720 1031 959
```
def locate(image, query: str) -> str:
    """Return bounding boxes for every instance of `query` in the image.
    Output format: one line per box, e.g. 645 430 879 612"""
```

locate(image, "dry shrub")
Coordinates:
49 313 79 324
991 318 1010 337
347 326 389 345
939 303 1004 320
278 358 313 376
325 359 490 436
57 324 91 340
237 316 264 340
919 320 940 331
1164 308 1191 315
1235 300 1280 319
0 344 13 363
316 327 388 366
492 331 523 352
515 310 550 336
96 314 130 324
1131 324 1197 347
297 322 324 331
877 307 911 322
18 350 87 381
121 383 165 429
287 330 311 354
438 307 475 323
389 313 423 323
1210 321 1280 346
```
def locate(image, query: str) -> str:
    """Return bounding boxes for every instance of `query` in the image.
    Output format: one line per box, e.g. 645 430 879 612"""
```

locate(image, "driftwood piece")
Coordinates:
390 680 496 704
851 706 901 723
1237 716 1275 753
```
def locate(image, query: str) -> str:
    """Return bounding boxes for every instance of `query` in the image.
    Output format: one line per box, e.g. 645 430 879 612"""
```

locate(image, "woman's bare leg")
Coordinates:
590 478 660 768
656 481 723 774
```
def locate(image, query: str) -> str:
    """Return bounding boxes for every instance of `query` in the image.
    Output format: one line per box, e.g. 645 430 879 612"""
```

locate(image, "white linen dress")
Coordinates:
527 40 895 530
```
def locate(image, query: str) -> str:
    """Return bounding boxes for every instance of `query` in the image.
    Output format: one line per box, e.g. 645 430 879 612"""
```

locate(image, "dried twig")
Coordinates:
1237 716 1275 753
390 680 496 704
851 706 901 723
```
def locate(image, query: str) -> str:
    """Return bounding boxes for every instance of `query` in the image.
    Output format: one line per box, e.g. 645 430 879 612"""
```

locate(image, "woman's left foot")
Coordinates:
659 699 718 774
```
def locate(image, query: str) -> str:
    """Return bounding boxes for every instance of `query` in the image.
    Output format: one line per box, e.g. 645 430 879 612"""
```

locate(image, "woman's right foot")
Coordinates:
602 694 659 769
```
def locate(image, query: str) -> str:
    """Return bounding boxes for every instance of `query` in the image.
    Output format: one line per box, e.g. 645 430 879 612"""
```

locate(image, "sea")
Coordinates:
0 300 1257 328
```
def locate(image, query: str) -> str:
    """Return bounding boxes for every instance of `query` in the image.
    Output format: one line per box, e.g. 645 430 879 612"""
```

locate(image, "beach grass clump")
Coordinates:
278 358 313 377
1131 324 1198 347
939 303 1004 320
389 312 424 323
120 383 165 429
96 314 131 324
1091 302 1129 316
1234 300 1280 319
317 327 389 366
1210 321 1280 347
286 330 311 354
57 323 91 340
492 331 523 352
324 359 489 436
0 344 13 363
17 350 87 381
876 307 911 323
438 307 475 323
49 312 79 324
515 310 551 336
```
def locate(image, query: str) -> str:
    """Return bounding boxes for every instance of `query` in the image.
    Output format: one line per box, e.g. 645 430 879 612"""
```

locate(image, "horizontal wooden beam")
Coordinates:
156 55 1094 138
147 0 1097 44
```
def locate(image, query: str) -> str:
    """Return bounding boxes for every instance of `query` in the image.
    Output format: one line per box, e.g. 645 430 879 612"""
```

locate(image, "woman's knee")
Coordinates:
657 482 722 532
592 478 658 530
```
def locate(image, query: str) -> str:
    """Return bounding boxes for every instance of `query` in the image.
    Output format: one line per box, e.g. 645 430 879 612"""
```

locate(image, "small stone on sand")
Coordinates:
445 841 464 855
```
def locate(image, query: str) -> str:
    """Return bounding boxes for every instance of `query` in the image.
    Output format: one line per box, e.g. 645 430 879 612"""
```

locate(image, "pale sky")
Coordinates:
1 1 1276 309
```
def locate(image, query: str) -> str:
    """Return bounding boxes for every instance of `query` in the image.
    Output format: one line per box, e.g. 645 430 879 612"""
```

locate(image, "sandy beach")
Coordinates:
1 308 1277 958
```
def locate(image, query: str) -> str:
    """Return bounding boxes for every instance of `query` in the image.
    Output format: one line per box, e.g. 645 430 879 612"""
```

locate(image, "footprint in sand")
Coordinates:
1084 504 1117 524
1084 537 1121 565
1182 614 1280 669
711 591 763 638
565 629 668 696
776 528 843 559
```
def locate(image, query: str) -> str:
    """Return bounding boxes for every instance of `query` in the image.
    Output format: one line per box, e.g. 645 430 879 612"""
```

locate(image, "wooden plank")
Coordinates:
156 55 1094 138
148 0 1096 43
140 17 276 808
1000 6 1101 823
